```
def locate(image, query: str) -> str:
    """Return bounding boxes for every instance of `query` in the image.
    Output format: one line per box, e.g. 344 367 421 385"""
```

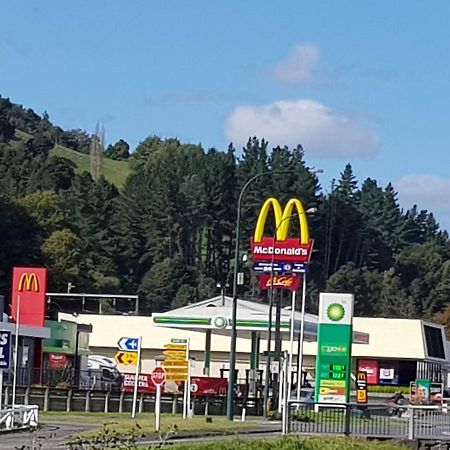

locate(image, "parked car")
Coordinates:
291 387 314 403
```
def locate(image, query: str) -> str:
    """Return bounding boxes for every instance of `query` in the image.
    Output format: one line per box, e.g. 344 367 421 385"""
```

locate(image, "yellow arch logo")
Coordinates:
254 197 310 244
17 273 40 292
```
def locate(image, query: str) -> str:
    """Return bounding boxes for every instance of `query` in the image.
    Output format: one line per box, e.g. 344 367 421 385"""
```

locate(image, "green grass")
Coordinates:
13 129 130 188
168 437 409 450
50 145 130 188
40 411 257 436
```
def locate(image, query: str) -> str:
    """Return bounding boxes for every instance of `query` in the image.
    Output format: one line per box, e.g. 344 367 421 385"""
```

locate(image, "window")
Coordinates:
424 325 445 359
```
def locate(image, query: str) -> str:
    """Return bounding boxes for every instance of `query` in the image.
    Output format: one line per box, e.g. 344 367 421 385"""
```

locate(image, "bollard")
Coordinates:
43 388 50 412
119 391 124 413
85 390 91 412
104 391 110 413
407 407 414 440
172 396 178 414
344 404 351 436
139 393 144 413
66 389 72 412
4 386 9 406
24 387 30 405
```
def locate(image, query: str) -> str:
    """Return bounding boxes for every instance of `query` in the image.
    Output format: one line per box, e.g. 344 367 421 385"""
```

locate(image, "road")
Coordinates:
0 422 97 450
0 421 281 449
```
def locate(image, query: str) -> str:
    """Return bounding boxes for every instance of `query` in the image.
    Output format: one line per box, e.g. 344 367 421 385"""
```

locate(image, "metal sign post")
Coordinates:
131 336 142 419
186 338 191 417
151 367 166 432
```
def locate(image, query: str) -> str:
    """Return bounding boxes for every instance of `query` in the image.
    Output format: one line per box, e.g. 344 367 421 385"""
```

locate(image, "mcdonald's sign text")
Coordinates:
11 267 47 327
250 237 313 263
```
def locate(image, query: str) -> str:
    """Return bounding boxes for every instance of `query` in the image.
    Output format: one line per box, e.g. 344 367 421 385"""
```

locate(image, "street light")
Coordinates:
227 170 292 421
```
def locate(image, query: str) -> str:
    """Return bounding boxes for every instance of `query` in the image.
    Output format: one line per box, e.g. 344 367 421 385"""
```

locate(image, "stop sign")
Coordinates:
151 367 166 386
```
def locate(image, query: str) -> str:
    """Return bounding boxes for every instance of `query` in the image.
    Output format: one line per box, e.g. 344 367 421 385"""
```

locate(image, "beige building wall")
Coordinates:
61 313 448 378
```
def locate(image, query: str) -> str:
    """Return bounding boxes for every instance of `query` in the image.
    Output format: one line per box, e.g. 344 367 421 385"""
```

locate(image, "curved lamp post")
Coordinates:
226 170 290 420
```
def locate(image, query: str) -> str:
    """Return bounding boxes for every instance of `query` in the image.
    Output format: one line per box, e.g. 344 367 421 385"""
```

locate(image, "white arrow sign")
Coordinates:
117 337 139 351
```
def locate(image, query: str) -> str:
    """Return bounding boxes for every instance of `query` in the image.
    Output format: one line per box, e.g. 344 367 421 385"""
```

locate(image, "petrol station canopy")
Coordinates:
152 295 369 344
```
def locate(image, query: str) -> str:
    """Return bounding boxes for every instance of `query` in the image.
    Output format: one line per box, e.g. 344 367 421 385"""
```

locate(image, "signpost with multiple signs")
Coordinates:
161 338 190 418
116 336 141 418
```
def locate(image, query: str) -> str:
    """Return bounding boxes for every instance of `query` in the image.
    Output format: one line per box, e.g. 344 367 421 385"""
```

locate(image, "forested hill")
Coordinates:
1 95 450 329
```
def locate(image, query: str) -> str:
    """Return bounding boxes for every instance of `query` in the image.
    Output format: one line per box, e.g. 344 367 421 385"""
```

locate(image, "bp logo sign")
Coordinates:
212 316 228 329
327 303 345 322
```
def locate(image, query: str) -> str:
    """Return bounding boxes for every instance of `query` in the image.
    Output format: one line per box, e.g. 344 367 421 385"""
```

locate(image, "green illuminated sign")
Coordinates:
315 293 354 404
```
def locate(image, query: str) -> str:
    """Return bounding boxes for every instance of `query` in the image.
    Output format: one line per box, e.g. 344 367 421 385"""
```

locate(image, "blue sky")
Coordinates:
2 1 450 228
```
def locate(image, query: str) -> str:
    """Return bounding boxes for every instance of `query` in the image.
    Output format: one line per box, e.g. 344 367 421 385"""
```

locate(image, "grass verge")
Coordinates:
168 436 409 450
40 411 258 436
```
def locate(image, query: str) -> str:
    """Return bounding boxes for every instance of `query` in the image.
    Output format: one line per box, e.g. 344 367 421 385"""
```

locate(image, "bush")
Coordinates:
368 386 409 394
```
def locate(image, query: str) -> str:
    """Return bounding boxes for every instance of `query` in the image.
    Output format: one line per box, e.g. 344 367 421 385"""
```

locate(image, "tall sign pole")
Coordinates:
131 336 142 419
296 273 307 402
12 295 20 409
314 293 354 404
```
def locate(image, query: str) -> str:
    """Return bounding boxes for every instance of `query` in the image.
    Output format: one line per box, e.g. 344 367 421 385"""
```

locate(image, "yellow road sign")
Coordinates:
164 344 187 350
163 350 187 358
165 371 188 381
114 351 138 365
162 360 189 367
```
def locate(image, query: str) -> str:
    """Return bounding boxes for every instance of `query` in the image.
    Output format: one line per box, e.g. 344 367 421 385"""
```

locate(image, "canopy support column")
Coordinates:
204 329 211 376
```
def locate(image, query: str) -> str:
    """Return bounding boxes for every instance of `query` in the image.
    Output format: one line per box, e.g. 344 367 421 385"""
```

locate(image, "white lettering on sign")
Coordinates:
0 333 8 346
253 246 308 256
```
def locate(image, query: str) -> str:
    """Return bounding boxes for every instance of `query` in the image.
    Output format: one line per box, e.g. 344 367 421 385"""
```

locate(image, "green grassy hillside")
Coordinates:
50 145 130 188
14 130 130 188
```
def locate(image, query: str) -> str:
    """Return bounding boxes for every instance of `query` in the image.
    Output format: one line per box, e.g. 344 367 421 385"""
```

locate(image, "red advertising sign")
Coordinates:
258 274 301 292
11 267 48 327
357 359 379 385
121 374 227 396
250 237 313 263
48 353 69 369
190 377 227 397
122 373 153 393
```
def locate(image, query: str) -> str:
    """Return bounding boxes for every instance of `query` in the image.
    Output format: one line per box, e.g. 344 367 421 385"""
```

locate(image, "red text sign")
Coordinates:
250 237 314 263
258 274 301 291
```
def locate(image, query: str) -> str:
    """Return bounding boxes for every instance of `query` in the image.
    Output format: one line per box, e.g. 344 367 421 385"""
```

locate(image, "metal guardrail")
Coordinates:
0 405 39 431
287 401 450 441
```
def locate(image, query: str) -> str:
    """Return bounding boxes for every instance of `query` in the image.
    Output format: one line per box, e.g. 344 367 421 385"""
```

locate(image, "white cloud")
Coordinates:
395 174 450 213
272 43 320 84
225 99 380 157
395 174 450 231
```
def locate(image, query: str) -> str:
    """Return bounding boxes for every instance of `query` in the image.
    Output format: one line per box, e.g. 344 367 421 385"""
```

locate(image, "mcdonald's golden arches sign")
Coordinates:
11 267 47 327
250 197 314 264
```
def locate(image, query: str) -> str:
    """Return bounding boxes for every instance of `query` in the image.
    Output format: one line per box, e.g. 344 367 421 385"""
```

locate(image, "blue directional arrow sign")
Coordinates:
117 337 139 351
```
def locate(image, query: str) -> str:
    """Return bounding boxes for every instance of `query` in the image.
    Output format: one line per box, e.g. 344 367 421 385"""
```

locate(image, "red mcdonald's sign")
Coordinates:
11 267 47 327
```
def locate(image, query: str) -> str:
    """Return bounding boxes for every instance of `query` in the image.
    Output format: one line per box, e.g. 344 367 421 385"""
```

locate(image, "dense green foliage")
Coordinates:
0 95 449 323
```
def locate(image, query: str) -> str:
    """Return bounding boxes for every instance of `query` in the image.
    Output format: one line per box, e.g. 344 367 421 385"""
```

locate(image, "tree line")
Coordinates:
1 95 450 324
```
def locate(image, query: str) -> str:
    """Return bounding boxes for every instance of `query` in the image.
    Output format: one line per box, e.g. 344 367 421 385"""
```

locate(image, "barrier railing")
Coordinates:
287 401 450 441
0 405 39 431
